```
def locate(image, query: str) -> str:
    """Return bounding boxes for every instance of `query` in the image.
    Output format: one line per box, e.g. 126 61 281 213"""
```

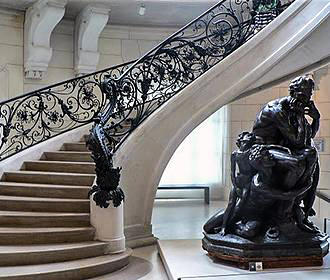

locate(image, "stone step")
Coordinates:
61 142 89 152
0 241 109 266
0 249 131 280
0 195 89 213
23 161 95 174
0 227 95 245
0 182 90 199
0 211 90 227
42 151 93 162
3 171 95 186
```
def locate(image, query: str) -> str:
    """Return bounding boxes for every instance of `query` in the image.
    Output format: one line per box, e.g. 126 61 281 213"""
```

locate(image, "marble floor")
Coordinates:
152 199 226 240
89 199 329 280
91 199 224 280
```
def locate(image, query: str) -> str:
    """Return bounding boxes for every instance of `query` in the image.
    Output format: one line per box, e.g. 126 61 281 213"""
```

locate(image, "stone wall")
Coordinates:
0 10 24 101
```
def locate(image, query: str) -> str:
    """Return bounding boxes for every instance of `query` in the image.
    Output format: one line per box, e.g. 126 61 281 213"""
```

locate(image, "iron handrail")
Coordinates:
87 0 295 208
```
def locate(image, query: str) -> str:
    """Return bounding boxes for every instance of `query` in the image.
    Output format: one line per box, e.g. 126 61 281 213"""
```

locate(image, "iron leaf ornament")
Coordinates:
86 123 125 208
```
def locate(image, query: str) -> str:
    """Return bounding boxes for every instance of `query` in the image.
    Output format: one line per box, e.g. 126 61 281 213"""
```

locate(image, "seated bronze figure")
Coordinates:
203 76 329 269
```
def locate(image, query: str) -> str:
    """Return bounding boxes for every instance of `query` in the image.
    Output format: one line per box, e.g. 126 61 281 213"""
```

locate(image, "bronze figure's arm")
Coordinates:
275 108 306 147
305 100 320 138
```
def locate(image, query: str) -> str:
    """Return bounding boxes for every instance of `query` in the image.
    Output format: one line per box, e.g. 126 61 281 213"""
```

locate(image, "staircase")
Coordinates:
0 0 329 277
0 135 131 279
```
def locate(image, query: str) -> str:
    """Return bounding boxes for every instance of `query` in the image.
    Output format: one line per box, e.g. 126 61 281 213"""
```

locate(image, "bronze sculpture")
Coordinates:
203 76 329 269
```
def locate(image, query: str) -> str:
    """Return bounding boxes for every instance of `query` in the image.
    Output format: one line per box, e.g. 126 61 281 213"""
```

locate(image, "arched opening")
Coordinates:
151 106 230 240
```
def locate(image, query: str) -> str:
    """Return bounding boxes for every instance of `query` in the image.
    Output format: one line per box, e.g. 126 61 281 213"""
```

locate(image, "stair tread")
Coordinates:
0 210 89 216
0 249 131 276
0 227 94 233
4 171 95 176
0 241 107 253
63 142 87 145
44 151 92 154
62 142 88 148
0 195 89 202
24 160 95 166
0 181 90 189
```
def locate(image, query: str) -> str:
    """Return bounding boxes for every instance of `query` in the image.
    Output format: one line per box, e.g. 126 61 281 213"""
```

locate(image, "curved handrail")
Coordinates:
98 0 256 142
88 0 295 208
0 61 135 160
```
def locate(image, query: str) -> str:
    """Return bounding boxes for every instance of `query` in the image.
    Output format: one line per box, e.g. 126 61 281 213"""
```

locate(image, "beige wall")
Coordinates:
315 71 330 220
0 10 24 101
316 73 330 191
0 9 177 101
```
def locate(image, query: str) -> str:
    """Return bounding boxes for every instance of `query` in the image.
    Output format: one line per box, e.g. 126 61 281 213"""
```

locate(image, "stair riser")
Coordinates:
0 215 90 227
43 153 93 162
0 200 89 213
23 162 95 174
0 230 95 245
4 174 95 186
0 244 108 266
61 143 89 152
0 257 129 280
0 186 89 199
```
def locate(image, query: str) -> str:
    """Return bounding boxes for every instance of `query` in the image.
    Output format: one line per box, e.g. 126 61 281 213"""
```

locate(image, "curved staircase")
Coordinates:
1 0 329 278
0 135 131 279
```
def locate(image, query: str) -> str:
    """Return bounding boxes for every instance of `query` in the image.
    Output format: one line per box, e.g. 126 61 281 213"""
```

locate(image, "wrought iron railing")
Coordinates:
0 0 294 206
87 0 295 208
0 62 134 160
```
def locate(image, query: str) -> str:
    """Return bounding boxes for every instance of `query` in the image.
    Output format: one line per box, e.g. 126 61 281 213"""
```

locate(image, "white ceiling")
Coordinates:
0 0 219 27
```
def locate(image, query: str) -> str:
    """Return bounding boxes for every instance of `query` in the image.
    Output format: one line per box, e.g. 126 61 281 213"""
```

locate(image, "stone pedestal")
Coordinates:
90 197 125 254
158 239 330 280
202 222 329 270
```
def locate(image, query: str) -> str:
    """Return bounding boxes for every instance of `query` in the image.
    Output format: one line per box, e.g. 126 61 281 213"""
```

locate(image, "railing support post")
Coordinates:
90 194 125 254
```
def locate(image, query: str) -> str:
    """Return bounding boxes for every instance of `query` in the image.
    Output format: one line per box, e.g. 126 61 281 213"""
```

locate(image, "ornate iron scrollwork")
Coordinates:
0 0 295 208
0 62 132 160
89 0 295 208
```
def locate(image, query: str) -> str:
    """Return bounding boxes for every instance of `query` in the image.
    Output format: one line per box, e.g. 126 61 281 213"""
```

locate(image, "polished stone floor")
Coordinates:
91 199 224 279
152 199 226 240
90 199 329 279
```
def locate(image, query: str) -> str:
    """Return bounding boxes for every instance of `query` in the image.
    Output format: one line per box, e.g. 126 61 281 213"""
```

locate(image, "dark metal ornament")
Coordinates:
0 1 294 207
86 0 294 208
203 76 329 269
0 62 132 160
86 123 125 208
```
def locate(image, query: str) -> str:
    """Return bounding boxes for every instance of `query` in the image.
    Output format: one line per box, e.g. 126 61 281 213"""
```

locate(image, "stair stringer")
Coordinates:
112 0 330 245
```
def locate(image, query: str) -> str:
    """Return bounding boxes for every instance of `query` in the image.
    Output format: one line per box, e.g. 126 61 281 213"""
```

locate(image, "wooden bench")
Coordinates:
158 184 210 204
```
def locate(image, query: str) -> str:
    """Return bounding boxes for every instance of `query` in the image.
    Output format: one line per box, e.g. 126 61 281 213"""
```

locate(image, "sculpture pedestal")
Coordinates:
202 222 329 270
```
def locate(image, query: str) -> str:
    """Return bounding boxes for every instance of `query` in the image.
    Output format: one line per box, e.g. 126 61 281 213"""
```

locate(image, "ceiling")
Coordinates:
0 0 219 27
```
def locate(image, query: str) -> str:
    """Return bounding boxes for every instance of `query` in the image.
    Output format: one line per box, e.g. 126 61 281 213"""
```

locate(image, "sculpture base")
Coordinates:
202 223 329 270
